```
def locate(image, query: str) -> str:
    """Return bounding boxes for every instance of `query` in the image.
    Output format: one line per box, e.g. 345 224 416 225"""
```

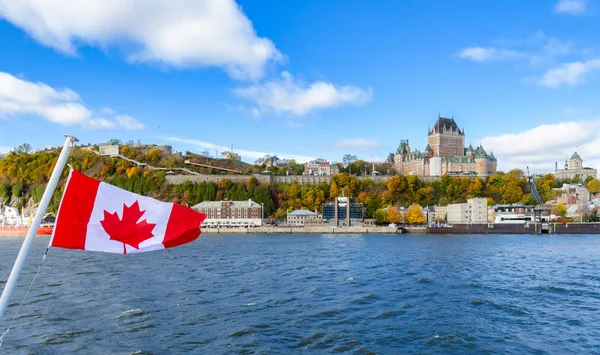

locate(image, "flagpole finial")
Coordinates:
64 134 79 143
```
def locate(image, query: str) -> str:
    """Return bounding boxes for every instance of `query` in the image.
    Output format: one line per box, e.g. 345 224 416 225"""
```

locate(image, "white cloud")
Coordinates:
100 107 115 115
456 47 525 62
163 136 315 163
234 71 372 116
554 0 587 15
480 119 600 172
456 31 600 87
331 138 381 151
0 71 143 130
0 0 281 80
457 32 578 65
116 115 145 130
538 58 600 87
87 118 117 129
0 71 91 124
0 146 11 154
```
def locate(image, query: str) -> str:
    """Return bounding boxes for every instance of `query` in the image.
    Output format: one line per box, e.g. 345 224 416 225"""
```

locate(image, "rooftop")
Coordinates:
288 209 318 216
430 116 463 135
192 199 262 209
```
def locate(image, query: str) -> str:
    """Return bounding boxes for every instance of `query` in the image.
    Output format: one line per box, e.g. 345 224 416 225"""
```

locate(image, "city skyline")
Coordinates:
1 0 600 174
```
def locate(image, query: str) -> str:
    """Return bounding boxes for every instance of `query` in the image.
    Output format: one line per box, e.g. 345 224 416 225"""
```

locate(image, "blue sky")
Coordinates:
1 0 600 173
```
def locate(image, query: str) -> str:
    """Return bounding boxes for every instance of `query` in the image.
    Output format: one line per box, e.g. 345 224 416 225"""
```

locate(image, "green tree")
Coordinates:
14 143 33 154
0 183 11 201
374 209 388 225
556 203 567 219
583 210 600 222
11 182 24 198
521 194 537 205
343 154 358 168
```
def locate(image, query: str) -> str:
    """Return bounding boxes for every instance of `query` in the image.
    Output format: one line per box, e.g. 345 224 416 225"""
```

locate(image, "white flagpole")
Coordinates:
0 135 78 321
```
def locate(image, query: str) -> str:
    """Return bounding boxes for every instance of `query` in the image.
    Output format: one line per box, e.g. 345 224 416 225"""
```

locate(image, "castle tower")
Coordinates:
427 116 465 158
474 145 489 176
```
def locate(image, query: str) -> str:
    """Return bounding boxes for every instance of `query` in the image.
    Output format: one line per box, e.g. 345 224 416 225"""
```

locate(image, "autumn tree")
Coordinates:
145 148 162 163
387 174 407 202
587 178 600 194
501 175 523 204
508 168 524 177
386 205 403 224
406 203 425 225
329 181 340 198
380 190 393 206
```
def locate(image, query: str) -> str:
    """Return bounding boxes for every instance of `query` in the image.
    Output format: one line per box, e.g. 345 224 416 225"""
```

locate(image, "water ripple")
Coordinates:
0 234 599 354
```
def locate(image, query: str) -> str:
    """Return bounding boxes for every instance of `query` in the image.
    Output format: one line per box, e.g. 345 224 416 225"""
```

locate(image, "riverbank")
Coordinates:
201 226 426 234
428 223 600 235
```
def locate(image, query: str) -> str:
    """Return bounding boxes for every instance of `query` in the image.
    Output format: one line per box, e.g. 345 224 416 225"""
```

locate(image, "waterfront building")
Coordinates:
426 205 448 224
322 197 365 226
287 209 320 225
490 204 536 224
554 152 597 181
390 116 497 177
192 199 263 227
447 198 488 224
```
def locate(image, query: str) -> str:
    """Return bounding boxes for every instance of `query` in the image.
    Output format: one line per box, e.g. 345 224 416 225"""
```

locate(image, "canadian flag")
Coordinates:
50 170 206 254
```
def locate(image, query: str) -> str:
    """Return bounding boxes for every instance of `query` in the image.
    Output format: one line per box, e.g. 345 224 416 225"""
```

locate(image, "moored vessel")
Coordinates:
0 205 54 236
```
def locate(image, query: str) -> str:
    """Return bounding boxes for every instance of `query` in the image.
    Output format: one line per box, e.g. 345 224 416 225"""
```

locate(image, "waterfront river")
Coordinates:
1 234 599 354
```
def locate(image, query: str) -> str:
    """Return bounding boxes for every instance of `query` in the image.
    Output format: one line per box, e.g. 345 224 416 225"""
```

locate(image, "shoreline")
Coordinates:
3 223 600 237
201 226 411 235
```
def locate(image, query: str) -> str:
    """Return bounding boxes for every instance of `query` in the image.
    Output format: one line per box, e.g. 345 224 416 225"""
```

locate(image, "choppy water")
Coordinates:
1 234 600 354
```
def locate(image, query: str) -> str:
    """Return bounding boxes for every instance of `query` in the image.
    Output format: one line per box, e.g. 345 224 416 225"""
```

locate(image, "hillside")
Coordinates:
0 146 570 220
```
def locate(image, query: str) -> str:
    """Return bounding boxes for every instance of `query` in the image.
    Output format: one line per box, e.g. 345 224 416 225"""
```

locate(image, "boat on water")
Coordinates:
0 205 54 236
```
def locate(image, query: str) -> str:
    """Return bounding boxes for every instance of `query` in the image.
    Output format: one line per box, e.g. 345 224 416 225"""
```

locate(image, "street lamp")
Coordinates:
260 202 264 226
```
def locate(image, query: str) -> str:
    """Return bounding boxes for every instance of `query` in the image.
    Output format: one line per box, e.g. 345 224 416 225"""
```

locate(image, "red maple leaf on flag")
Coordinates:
100 201 156 254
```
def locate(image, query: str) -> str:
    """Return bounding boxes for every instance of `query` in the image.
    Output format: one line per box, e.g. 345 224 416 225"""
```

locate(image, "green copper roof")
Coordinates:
571 152 581 160
449 156 475 163
475 146 488 158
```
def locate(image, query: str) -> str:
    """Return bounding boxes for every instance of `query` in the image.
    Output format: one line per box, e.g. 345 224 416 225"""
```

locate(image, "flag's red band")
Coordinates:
51 170 100 249
163 203 206 249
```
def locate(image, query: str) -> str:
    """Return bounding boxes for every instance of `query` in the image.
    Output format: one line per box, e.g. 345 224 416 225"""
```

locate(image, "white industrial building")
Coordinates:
447 198 488 224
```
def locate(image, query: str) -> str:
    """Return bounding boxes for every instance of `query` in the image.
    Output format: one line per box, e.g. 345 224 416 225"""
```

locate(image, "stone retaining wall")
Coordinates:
166 174 443 186
201 226 402 234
